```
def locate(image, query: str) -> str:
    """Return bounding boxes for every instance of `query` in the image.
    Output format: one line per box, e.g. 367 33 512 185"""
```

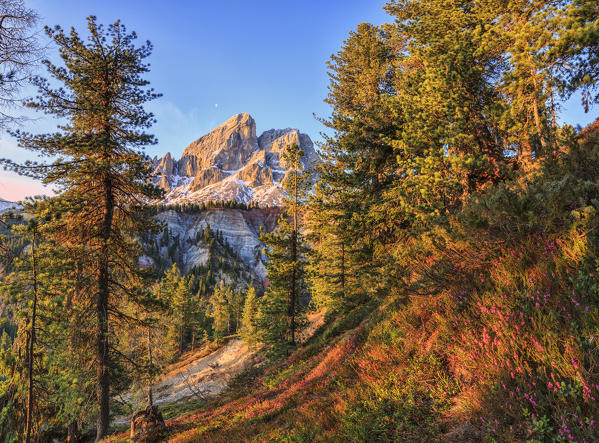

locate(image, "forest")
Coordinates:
1 0 599 441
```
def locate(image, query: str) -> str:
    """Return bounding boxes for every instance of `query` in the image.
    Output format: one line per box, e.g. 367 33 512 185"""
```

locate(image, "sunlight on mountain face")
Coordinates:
1 0 599 441
152 113 318 207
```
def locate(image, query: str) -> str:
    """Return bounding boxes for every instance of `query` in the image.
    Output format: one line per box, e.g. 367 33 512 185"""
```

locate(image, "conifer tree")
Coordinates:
23 220 38 442
240 285 258 343
0 203 95 441
0 218 41 441
311 23 398 299
230 289 244 333
258 144 310 358
153 263 193 358
306 178 351 310
171 270 193 356
1 17 161 439
210 281 229 340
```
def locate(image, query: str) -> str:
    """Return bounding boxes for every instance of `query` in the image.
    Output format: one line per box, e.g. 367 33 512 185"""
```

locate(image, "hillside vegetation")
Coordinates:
1 0 599 441
158 0 599 440
139 125 599 442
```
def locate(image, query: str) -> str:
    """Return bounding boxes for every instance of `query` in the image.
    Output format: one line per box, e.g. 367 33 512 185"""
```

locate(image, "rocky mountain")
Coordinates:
151 113 318 207
144 207 282 283
0 198 18 213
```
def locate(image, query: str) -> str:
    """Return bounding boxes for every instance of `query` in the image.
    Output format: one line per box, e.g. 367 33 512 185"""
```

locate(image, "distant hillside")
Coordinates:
141 207 282 288
0 198 18 213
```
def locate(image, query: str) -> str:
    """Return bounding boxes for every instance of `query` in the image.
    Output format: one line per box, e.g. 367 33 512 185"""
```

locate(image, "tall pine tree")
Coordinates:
1 17 162 439
258 144 310 358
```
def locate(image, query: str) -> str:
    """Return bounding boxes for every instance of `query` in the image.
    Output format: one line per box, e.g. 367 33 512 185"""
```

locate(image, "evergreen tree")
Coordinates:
311 23 398 300
258 144 310 358
1 17 162 439
0 218 41 441
153 263 193 358
210 281 229 340
306 178 351 310
0 205 95 441
230 289 244 333
240 285 258 343
172 271 193 356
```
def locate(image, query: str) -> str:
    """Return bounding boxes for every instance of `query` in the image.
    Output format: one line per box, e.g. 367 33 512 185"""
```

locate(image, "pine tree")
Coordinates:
23 220 38 442
210 281 229 340
230 289 244 333
172 272 193 356
306 178 350 310
153 263 193 358
0 218 41 441
0 204 95 441
258 144 310 358
1 17 162 439
311 23 399 300
240 285 258 343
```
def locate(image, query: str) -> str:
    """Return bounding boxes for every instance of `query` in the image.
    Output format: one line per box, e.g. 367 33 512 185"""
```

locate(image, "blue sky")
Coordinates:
0 0 595 201
0 0 389 200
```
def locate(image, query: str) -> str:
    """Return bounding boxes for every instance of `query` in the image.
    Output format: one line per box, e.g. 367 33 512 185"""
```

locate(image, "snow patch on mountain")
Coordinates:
151 113 317 207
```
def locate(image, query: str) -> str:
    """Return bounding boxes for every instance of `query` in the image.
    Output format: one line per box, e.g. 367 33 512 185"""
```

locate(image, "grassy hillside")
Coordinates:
106 127 599 442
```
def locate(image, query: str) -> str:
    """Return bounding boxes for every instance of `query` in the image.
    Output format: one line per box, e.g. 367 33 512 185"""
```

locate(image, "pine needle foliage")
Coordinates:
0 16 162 439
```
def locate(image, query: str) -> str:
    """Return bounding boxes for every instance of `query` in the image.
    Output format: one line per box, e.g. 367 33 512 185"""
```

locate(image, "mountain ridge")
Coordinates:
0 198 18 213
151 113 318 207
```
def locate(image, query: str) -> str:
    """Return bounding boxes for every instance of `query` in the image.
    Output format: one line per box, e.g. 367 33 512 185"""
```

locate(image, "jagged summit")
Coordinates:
152 113 318 207
181 113 258 171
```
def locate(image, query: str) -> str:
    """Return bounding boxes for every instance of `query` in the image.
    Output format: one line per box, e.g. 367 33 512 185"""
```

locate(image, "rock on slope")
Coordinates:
151 113 318 207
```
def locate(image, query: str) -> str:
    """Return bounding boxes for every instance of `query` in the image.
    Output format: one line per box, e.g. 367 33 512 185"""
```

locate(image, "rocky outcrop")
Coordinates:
258 128 318 170
182 113 259 171
0 198 19 213
151 113 317 207
152 207 281 280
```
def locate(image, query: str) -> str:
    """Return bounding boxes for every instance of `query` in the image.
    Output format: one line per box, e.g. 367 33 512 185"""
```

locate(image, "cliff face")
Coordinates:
158 208 280 279
142 207 282 284
0 199 18 213
151 113 318 207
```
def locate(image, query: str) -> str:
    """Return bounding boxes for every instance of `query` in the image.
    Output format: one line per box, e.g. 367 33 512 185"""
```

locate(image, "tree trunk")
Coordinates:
66 265 81 443
96 176 114 442
531 69 547 159
67 421 80 443
25 228 38 443
340 242 345 298
289 158 298 346
178 324 184 356
147 327 153 407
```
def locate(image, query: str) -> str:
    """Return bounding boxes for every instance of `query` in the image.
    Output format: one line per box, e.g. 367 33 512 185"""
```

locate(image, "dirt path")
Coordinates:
152 338 252 405
113 310 326 428
113 338 254 427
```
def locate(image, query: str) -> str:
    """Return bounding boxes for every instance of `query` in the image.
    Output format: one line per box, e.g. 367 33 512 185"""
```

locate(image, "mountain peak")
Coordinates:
152 114 317 207
225 112 255 126
181 113 258 169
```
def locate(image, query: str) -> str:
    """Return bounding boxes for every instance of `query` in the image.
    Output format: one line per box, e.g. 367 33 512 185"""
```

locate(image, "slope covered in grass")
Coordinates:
106 130 599 443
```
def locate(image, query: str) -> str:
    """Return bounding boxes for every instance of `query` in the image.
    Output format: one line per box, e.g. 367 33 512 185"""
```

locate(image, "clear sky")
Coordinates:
0 0 595 201
0 0 390 200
